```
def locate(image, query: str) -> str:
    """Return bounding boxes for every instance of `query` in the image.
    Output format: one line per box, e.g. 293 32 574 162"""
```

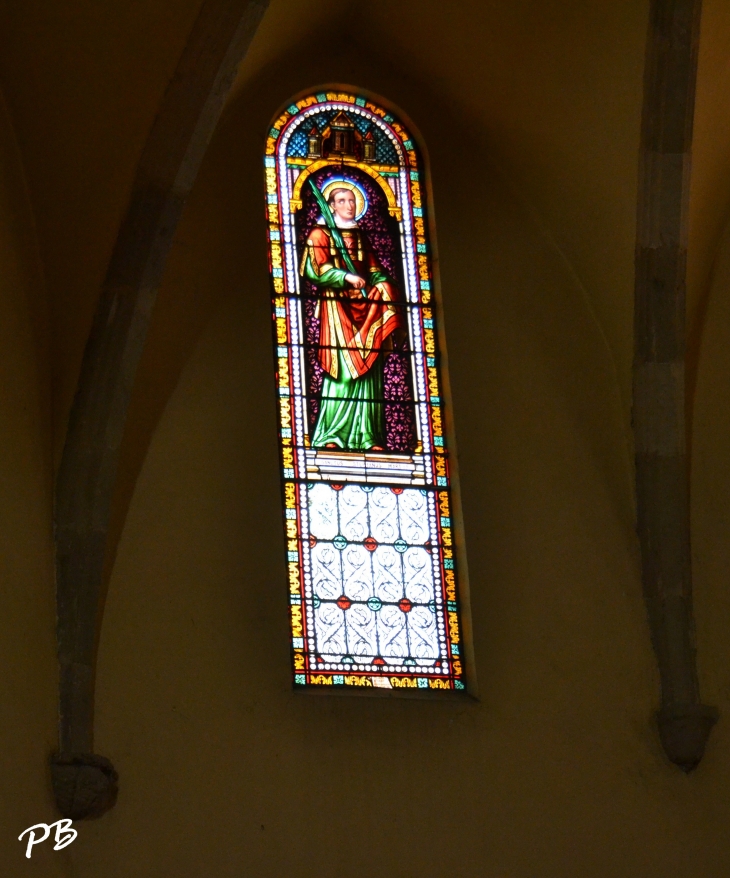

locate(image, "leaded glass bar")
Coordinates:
265 90 466 692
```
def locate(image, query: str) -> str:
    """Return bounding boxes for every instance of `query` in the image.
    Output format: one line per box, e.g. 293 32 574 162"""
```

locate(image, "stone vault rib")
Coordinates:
52 0 270 819
633 0 717 772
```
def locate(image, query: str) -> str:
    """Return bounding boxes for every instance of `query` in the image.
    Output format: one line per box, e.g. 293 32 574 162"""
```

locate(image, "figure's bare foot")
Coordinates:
325 443 338 448
371 445 384 451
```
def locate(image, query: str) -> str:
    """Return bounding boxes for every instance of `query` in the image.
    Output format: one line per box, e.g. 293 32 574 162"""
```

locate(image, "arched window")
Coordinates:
265 90 468 693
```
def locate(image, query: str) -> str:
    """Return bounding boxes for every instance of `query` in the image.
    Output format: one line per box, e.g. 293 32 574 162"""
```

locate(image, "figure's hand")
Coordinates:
345 273 366 289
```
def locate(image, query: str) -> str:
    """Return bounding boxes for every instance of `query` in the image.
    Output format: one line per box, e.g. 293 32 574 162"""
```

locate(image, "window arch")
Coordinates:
265 89 468 693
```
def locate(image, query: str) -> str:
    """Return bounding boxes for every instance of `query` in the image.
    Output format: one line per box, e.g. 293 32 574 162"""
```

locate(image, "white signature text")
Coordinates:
18 819 77 858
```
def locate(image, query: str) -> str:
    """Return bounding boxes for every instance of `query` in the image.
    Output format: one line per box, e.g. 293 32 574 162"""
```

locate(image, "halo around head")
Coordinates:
321 177 368 221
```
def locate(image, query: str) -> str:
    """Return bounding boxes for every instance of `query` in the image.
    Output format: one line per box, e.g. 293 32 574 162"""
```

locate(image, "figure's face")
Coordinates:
330 189 357 222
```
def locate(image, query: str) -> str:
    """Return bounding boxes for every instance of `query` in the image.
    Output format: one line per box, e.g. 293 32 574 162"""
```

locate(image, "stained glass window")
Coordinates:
265 91 468 693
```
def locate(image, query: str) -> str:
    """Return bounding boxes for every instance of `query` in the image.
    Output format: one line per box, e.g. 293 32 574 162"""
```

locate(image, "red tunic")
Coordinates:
303 225 403 380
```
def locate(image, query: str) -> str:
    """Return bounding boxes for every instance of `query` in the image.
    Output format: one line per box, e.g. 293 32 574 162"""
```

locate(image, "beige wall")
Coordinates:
694 213 730 767
0 1 730 875
689 0 730 423
0 90 62 874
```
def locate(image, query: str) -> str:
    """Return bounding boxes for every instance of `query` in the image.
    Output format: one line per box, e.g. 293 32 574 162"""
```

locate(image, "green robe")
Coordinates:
311 349 385 450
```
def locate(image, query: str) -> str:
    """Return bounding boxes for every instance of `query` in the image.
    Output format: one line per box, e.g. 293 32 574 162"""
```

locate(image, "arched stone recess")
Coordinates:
62 1 642 822
105 19 633 673
94 16 635 793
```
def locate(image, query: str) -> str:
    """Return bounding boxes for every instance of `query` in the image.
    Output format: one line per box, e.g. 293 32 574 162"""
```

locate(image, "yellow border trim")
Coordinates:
290 158 402 221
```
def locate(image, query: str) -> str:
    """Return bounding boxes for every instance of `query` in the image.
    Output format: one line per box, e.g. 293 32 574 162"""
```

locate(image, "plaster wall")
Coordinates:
0 92 60 874
694 216 730 774
688 0 730 410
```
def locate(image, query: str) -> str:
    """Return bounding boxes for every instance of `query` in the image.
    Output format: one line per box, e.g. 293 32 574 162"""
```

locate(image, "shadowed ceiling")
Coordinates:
0 0 728 439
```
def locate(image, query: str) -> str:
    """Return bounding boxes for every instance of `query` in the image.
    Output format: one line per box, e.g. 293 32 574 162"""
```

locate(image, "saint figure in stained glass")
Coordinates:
301 179 404 450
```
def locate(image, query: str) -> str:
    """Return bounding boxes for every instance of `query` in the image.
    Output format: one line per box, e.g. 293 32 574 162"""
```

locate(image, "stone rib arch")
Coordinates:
52 0 270 819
